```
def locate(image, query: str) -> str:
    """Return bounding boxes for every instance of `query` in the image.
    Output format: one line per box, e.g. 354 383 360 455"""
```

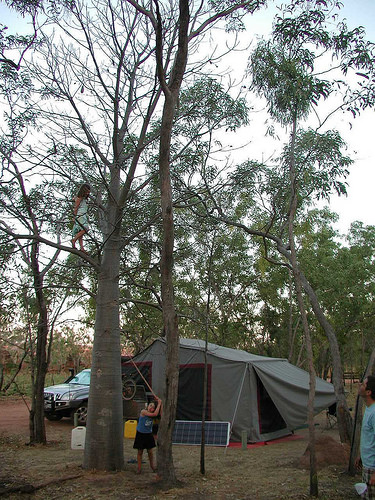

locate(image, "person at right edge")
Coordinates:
356 375 375 499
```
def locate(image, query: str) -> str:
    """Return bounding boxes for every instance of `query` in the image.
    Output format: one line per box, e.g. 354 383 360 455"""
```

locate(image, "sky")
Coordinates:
317 1 375 233
0 0 374 235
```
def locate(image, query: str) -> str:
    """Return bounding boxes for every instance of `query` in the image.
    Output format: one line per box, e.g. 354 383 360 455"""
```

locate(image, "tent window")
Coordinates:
177 363 211 421
256 374 286 434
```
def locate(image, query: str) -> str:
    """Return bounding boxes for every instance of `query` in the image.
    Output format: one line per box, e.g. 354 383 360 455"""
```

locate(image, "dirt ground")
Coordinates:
0 397 362 499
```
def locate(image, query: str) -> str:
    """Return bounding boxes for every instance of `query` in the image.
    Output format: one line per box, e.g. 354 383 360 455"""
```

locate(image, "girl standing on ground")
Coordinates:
133 396 162 474
72 183 90 252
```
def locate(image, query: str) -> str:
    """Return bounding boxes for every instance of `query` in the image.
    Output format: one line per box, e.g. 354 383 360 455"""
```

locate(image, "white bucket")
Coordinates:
354 483 367 496
71 426 86 450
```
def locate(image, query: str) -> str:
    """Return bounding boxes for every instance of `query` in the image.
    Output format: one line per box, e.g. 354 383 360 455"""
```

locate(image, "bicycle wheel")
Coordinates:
122 377 137 400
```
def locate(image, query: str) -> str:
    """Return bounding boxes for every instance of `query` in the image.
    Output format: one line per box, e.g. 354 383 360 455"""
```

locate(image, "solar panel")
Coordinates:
172 420 230 446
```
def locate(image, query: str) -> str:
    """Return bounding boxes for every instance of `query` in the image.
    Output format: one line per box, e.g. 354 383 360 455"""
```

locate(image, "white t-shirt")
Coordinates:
361 403 375 469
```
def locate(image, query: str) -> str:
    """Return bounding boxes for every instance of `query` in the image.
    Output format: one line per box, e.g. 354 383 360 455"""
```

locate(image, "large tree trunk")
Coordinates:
156 79 180 488
83 221 124 470
154 0 189 486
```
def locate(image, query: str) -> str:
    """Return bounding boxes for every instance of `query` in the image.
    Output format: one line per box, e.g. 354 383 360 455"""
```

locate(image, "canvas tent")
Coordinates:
122 338 336 443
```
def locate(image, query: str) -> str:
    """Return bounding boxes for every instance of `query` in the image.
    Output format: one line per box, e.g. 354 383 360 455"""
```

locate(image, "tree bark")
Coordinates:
154 0 189 485
29 241 48 445
287 117 318 496
83 217 124 470
156 88 180 482
200 235 215 475
297 272 353 443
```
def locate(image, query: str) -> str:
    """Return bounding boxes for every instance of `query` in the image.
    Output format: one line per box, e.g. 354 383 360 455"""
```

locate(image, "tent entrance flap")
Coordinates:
256 374 287 435
177 363 211 421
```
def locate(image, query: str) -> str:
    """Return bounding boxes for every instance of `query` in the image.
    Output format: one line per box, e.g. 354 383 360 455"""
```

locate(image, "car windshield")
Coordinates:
70 370 91 385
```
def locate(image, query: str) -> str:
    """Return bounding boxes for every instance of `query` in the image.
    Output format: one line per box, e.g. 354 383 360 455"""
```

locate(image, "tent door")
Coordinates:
177 363 211 421
256 374 287 434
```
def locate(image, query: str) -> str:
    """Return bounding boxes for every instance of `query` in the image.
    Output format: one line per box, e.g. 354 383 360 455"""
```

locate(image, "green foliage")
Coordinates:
281 128 352 201
51 326 92 371
178 77 249 133
251 1 375 124
3 0 41 16
173 222 260 349
296 214 375 373
208 0 266 32
251 40 330 124
3 0 77 17
1 371 68 396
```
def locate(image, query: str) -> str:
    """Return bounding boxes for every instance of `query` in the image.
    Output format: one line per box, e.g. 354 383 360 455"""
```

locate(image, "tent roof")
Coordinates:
157 337 335 395
176 337 286 363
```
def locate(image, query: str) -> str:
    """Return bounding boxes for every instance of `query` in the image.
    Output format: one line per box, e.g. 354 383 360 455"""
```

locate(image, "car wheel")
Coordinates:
73 404 88 425
45 414 63 421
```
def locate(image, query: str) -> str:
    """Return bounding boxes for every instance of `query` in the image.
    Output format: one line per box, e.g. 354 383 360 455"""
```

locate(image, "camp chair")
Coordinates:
326 403 337 429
